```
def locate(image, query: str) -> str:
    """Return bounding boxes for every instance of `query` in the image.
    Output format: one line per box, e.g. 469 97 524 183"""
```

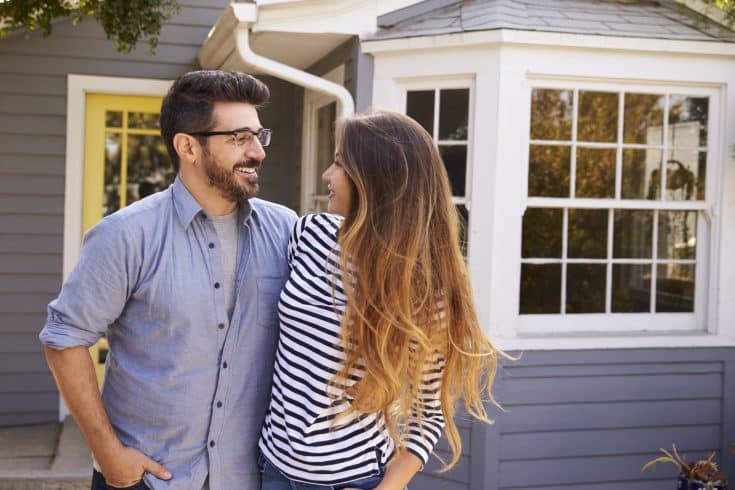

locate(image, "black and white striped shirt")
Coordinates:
258 213 445 485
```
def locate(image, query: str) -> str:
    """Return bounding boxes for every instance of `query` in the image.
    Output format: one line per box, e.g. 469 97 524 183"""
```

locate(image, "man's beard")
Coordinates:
201 151 260 203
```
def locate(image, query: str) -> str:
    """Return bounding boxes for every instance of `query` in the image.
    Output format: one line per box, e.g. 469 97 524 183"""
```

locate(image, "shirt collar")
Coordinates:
172 176 258 229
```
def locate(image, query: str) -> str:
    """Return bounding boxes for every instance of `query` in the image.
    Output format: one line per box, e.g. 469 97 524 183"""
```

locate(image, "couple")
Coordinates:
39 70 501 490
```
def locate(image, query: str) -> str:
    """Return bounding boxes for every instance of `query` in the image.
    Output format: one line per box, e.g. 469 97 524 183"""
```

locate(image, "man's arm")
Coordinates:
44 345 171 487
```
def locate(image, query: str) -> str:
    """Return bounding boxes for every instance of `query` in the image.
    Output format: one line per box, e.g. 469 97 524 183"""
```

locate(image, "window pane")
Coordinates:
612 264 651 312
578 91 618 143
623 93 664 145
456 204 468 256
658 210 697 260
104 133 121 217
666 150 706 201
568 209 608 258
622 148 661 200
530 89 573 141
407 90 435 135
439 145 467 197
575 147 615 198
566 264 606 313
669 95 708 147
522 207 562 258
439 89 469 140
128 112 160 129
520 264 561 314
613 209 653 259
656 264 695 312
106 111 122 128
126 134 175 204
528 145 570 197
315 102 336 195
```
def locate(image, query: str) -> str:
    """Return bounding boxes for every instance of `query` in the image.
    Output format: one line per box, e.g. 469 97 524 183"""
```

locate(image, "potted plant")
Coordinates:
642 444 728 489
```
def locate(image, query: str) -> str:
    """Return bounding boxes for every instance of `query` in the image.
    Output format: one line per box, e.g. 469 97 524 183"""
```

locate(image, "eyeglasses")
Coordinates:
188 127 272 148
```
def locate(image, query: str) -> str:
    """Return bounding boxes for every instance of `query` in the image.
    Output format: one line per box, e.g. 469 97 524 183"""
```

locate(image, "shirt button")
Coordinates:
218 323 225 330
214 282 220 289
222 361 228 369
216 401 223 408
209 440 215 448
208 242 215 249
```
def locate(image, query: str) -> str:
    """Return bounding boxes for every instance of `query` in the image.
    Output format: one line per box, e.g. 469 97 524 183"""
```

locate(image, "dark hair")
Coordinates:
159 70 270 172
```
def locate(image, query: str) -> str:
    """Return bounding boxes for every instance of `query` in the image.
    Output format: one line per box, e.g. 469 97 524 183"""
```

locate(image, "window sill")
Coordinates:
492 331 735 351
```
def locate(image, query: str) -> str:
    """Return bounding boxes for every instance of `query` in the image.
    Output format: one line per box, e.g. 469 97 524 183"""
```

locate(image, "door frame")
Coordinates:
61 74 172 419
299 66 344 213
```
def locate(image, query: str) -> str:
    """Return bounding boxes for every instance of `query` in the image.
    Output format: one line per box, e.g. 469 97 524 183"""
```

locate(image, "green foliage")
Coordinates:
0 0 181 54
705 0 735 24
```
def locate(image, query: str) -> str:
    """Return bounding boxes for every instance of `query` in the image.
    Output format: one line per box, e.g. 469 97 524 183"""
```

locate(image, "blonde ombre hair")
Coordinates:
332 110 503 470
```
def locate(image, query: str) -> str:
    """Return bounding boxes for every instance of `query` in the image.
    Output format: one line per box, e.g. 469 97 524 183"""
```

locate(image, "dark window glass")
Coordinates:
439 89 469 140
566 264 606 313
406 90 435 135
656 264 695 312
669 96 708 147
576 147 616 198
439 145 466 197
568 209 608 259
530 89 573 141
666 150 706 201
522 207 563 258
612 264 651 312
622 148 661 200
520 264 561 314
578 91 618 143
528 145 570 197
613 209 653 259
623 93 664 145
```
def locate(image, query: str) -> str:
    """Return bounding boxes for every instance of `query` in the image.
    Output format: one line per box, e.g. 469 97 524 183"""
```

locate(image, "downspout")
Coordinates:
231 6 355 118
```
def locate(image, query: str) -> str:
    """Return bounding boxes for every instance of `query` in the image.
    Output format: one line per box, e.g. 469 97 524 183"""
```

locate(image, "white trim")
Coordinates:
61 74 172 420
495 333 735 351
362 29 735 57
300 65 344 213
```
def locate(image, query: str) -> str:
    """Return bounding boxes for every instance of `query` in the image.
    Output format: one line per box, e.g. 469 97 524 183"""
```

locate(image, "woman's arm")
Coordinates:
374 451 422 490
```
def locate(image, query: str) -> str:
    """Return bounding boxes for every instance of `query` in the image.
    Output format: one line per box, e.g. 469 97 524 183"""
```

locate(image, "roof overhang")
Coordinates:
362 28 735 57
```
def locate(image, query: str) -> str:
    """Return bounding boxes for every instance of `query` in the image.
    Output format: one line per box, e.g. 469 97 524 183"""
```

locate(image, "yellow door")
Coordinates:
83 94 174 386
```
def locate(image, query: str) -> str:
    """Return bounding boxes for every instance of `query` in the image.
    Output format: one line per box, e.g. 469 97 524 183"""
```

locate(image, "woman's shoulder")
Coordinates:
297 213 342 236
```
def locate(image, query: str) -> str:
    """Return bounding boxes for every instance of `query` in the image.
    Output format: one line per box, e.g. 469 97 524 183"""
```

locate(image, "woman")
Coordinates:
258 110 503 490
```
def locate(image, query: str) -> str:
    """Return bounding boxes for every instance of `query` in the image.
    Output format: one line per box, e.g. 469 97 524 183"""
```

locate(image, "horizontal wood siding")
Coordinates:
469 348 735 490
0 0 234 426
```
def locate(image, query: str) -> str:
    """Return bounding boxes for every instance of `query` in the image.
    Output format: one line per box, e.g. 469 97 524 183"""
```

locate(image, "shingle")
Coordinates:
370 0 735 42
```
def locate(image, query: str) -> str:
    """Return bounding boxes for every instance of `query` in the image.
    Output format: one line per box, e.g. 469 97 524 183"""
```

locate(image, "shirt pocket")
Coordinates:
256 276 285 329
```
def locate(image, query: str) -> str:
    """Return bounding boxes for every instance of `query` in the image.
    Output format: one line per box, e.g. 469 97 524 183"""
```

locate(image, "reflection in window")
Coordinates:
522 88 707 317
103 110 175 216
528 145 570 198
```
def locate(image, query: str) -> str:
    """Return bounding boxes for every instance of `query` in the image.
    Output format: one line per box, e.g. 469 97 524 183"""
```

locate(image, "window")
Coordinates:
520 85 714 334
406 86 471 246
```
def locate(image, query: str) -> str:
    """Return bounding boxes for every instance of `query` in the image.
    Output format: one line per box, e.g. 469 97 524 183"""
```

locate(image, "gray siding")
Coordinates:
424 347 735 490
0 0 303 425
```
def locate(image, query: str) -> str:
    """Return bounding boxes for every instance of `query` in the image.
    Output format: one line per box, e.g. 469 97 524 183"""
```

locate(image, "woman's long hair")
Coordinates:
332 110 502 470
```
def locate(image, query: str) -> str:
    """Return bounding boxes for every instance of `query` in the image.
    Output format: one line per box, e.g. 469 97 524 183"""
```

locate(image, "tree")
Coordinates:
703 0 735 24
0 0 180 54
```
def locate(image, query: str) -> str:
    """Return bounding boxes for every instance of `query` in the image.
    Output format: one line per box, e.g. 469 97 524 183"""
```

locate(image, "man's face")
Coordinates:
198 101 266 203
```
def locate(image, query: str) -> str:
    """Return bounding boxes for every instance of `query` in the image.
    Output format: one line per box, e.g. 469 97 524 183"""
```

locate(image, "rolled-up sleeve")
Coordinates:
40 216 135 349
403 348 446 466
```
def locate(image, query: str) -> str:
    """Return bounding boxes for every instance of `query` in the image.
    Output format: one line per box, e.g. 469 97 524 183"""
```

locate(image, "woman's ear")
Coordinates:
173 133 200 167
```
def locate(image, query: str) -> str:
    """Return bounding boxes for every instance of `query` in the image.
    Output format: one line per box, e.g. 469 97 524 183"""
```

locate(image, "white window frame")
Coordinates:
300 65 344 213
399 78 475 213
517 77 722 338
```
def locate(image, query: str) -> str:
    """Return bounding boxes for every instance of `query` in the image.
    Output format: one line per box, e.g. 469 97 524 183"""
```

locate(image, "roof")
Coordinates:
371 0 735 43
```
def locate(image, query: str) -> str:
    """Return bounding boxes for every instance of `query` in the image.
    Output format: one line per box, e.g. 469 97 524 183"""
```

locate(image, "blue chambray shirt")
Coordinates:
39 177 297 490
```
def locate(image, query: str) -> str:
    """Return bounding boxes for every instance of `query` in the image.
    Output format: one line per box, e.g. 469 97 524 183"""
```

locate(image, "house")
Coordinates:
1 0 734 488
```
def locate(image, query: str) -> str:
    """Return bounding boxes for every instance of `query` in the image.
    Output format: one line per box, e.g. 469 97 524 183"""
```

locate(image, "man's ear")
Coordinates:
173 133 200 166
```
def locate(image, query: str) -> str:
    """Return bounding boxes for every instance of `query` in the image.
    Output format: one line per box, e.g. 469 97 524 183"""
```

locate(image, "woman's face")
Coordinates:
321 152 354 216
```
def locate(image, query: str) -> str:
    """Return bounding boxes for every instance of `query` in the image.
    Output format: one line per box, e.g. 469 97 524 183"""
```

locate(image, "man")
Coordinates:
40 70 297 489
